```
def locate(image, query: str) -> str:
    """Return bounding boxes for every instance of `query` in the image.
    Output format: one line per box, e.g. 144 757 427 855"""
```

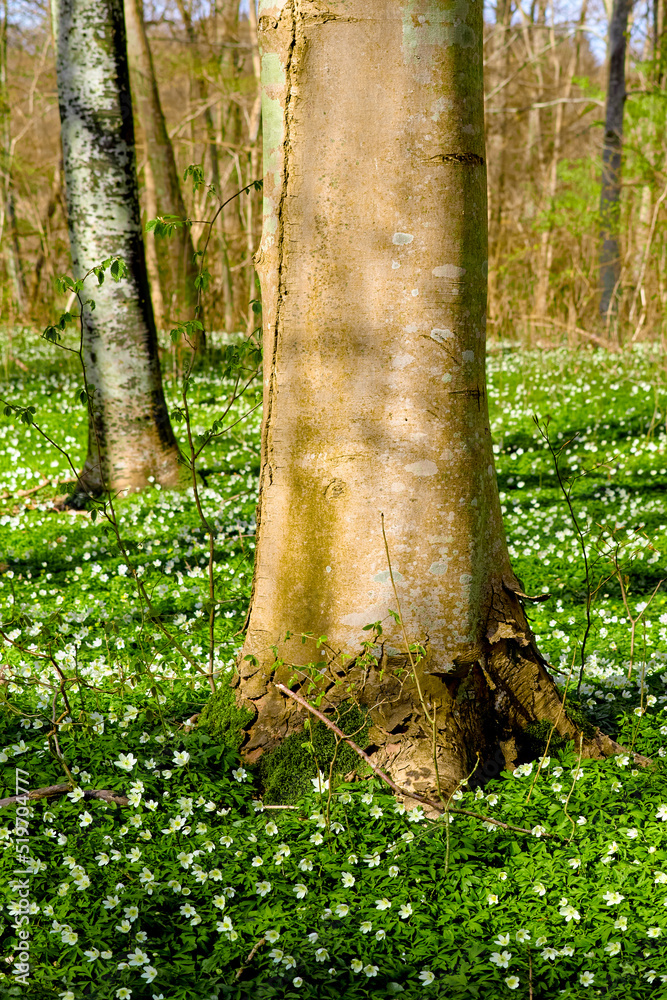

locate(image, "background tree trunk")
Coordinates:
124 0 199 330
0 0 25 317
599 0 632 328
52 0 181 499
236 0 611 801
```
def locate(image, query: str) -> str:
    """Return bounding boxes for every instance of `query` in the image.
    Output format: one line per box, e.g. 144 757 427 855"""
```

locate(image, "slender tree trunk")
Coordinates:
656 0 667 83
599 0 631 327
534 0 589 319
245 0 262 336
487 0 513 334
124 0 199 328
175 0 225 337
52 0 181 499
214 0 240 333
141 151 167 328
31 160 63 305
0 0 25 315
236 0 614 800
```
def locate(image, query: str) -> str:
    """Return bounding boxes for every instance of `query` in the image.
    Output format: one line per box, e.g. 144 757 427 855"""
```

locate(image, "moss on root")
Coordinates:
198 686 255 753
259 701 370 805
523 700 597 758
565 700 597 739
522 719 570 757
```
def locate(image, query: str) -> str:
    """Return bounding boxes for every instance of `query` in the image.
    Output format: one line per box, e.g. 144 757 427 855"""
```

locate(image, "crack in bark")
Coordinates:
428 152 485 166
303 13 361 23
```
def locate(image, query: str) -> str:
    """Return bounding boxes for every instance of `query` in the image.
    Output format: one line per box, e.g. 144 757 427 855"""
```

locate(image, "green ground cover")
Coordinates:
2 333 667 998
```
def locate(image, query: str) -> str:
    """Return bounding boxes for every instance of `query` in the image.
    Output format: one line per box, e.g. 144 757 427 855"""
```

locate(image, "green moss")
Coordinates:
259 701 370 805
198 686 255 752
564 699 597 739
522 719 570 757
523 700 597 758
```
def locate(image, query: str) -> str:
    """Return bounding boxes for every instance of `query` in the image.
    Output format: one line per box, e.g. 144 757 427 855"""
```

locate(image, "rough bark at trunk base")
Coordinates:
234 587 623 801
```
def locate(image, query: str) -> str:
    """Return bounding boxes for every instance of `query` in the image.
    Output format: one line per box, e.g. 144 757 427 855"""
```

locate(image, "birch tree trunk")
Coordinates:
52 0 181 499
236 0 615 801
124 0 199 329
599 0 631 327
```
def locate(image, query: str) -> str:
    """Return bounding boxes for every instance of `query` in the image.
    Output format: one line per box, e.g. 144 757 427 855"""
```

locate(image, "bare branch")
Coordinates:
0 784 128 808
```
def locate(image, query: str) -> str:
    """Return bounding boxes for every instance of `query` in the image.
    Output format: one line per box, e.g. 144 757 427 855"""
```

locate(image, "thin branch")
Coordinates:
274 683 561 839
235 937 265 980
486 96 603 114
0 784 128 808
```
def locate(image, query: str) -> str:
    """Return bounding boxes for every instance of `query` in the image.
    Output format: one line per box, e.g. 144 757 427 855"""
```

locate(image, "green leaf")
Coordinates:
194 269 211 292
109 257 127 281
184 163 206 192
55 274 76 294
146 215 185 239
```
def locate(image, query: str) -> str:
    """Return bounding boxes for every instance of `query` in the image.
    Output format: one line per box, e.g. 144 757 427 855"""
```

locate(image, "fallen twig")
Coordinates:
0 479 54 501
274 683 559 838
519 315 618 350
0 783 128 808
235 936 265 980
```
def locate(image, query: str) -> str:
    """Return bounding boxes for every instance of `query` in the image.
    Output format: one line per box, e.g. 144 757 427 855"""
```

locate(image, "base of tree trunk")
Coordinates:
234 591 628 801
64 449 184 507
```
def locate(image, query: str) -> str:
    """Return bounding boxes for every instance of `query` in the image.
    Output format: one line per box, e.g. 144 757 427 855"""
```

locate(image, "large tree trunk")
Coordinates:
599 0 631 327
236 0 614 802
52 0 181 499
124 0 200 329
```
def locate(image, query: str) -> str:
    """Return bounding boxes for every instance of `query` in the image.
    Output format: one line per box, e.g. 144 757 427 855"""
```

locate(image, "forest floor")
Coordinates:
1 332 667 998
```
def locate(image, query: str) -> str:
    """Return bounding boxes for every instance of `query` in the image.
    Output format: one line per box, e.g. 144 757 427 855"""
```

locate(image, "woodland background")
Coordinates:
1 0 667 346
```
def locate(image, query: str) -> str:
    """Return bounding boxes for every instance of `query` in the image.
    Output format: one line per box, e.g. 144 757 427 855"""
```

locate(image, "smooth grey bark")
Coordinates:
235 0 615 800
52 0 181 499
599 0 632 324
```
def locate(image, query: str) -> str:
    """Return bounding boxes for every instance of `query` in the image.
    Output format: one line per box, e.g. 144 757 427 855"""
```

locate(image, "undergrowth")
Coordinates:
1 337 667 997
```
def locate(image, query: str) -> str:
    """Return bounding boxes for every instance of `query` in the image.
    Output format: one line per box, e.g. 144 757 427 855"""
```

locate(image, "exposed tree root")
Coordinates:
235 587 649 800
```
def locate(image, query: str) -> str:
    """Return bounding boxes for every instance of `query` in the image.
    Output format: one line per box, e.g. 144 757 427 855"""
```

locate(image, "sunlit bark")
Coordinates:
235 0 611 799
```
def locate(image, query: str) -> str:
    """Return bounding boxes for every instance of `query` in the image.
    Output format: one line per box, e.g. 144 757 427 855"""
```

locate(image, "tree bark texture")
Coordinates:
236 0 612 800
599 0 631 323
52 0 181 498
124 0 199 327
